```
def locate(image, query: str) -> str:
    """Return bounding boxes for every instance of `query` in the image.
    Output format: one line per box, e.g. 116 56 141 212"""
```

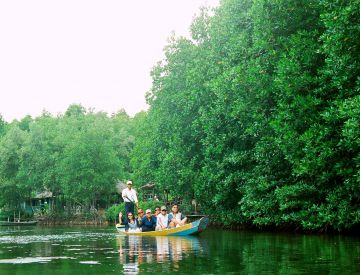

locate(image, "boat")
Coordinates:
116 217 209 236
0 220 38 226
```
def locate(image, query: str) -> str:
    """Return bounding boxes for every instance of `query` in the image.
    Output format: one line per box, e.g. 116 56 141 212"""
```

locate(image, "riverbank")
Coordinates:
38 219 109 226
15 207 358 235
210 220 360 235
35 217 359 235
34 210 109 226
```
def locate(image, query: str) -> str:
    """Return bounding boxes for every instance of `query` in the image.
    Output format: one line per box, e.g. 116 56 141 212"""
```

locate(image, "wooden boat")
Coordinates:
0 220 38 226
116 217 209 236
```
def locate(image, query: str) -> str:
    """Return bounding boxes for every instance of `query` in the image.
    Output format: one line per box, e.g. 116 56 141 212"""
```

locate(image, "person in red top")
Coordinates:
137 208 144 227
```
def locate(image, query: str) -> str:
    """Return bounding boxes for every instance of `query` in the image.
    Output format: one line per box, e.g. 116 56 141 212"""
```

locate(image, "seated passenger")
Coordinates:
124 212 141 232
156 206 169 231
118 211 124 224
141 209 156 232
137 208 144 227
153 206 161 223
168 204 187 228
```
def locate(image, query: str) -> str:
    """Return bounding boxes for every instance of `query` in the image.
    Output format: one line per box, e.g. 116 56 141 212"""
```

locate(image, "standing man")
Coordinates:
122 180 139 216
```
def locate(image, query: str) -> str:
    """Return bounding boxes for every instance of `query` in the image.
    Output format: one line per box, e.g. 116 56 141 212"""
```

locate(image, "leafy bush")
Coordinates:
105 204 124 223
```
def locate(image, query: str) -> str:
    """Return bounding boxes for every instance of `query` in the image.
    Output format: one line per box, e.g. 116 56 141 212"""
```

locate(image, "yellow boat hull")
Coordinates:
116 217 209 236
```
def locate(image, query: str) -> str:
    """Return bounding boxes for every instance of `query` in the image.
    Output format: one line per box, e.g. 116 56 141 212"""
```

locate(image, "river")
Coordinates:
0 226 358 274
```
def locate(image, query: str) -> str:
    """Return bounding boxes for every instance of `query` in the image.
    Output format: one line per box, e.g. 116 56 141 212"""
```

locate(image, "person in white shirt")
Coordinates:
156 206 169 231
122 180 139 216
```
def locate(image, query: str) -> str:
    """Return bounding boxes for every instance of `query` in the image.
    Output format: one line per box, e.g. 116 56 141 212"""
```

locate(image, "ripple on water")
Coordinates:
74 252 89 255
79 261 100 265
95 247 113 250
0 232 115 244
0 256 75 264
104 251 119 254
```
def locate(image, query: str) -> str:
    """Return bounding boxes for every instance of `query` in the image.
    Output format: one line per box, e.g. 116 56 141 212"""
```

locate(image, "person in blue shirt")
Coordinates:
118 212 141 232
141 209 156 232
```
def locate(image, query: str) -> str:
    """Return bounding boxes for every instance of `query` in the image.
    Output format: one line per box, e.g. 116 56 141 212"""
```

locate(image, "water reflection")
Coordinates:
117 235 207 274
0 226 358 274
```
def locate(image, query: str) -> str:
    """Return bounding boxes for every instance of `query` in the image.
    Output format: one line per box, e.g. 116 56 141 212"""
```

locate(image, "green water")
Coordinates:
0 226 358 274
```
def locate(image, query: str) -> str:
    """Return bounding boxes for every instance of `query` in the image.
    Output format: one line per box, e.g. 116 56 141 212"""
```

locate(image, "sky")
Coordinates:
0 0 219 122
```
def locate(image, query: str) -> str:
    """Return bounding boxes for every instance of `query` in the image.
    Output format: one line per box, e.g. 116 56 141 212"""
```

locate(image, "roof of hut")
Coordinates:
140 183 155 190
33 190 53 199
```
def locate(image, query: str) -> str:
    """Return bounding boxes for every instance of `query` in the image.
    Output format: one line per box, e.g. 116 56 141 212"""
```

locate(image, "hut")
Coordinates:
139 182 156 201
29 190 55 213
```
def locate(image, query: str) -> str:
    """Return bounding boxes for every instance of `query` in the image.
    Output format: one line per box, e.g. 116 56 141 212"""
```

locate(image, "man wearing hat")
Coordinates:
121 180 139 216
141 209 156 232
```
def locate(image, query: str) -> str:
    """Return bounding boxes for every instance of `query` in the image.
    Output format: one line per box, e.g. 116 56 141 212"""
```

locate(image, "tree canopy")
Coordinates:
0 105 136 210
131 0 359 231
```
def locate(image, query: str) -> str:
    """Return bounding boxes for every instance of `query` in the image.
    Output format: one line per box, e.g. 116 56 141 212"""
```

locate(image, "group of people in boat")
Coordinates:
120 180 187 233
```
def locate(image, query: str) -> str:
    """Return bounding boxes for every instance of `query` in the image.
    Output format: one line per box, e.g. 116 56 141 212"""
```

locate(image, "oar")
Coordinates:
124 196 139 211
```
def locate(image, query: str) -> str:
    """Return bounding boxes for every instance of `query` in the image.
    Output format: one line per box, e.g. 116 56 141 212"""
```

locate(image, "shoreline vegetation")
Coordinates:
0 0 359 233
33 215 360 235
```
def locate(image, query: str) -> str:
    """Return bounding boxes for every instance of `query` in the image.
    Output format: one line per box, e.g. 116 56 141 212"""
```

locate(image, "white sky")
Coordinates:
0 0 219 122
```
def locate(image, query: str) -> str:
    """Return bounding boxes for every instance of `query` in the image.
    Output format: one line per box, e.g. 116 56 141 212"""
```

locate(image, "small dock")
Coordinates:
186 214 206 221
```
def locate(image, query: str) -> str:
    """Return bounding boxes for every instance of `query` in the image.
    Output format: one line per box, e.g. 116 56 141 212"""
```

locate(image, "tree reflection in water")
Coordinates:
117 235 206 274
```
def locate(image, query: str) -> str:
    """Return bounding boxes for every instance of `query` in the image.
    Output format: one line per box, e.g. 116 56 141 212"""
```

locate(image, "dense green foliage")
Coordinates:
0 105 137 212
131 0 359 231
